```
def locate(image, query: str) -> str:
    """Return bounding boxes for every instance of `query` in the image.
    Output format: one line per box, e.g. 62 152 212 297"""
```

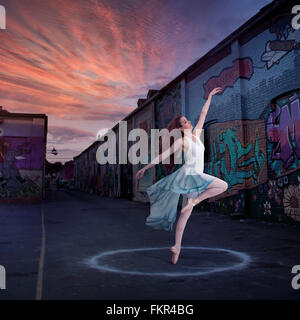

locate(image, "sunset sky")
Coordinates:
0 0 273 163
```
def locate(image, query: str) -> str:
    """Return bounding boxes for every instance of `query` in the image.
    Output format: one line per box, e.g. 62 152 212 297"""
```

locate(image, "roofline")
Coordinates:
107 0 287 123
0 111 47 119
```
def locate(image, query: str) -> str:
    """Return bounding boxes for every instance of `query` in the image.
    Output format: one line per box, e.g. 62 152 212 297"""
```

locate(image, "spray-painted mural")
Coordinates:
264 90 300 222
206 120 267 195
185 5 300 224
72 3 300 225
262 12 299 69
203 58 253 99
0 116 46 203
266 91 300 173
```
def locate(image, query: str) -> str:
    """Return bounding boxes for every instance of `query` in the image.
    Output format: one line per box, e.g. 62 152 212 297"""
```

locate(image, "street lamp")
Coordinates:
51 147 57 155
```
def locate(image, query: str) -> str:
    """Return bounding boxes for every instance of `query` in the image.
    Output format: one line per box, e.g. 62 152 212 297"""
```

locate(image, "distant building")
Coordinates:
0 106 48 203
63 160 74 181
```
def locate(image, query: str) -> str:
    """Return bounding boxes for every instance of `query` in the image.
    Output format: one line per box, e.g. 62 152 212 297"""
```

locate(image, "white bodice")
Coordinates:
183 134 205 174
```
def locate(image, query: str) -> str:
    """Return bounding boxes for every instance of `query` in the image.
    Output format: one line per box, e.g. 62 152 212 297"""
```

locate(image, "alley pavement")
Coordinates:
0 188 300 300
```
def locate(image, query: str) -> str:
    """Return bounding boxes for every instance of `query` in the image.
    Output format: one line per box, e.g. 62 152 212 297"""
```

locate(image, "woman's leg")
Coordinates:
171 194 194 264
181 178 228 214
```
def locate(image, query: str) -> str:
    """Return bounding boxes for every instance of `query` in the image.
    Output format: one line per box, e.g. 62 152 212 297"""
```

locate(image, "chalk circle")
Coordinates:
84 246 251 277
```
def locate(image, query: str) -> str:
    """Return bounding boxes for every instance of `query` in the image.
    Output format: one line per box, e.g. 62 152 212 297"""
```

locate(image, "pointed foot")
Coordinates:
170 245 181 264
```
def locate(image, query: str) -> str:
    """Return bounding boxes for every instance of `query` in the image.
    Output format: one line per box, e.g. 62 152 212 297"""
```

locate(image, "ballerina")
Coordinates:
136 87 228 264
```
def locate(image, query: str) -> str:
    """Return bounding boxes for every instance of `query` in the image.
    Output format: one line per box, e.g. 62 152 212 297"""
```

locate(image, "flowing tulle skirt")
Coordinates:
146 165 216 231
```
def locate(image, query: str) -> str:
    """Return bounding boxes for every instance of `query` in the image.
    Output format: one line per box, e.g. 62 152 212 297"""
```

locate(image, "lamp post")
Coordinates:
51 146 57 155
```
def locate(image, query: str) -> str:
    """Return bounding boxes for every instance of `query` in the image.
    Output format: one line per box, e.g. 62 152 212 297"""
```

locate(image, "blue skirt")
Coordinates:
146 165 216 231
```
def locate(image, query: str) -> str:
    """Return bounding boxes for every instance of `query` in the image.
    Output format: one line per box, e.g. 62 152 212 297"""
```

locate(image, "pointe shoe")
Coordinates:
170 246 181 264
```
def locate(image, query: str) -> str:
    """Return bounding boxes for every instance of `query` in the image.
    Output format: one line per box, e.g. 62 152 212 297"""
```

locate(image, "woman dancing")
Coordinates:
136 87 228 264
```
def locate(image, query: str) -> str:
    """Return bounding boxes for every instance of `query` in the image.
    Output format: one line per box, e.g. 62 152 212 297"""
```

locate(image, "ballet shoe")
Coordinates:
170 245 181 264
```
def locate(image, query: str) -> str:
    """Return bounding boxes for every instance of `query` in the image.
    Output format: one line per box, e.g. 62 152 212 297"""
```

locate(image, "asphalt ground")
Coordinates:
0 188 300 300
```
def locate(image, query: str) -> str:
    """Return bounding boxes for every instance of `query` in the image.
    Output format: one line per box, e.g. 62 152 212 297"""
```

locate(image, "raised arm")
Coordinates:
193 87 223 137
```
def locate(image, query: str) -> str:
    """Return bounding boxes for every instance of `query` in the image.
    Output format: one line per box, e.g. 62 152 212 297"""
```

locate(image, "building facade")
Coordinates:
0 106 47 203
73 0 300 224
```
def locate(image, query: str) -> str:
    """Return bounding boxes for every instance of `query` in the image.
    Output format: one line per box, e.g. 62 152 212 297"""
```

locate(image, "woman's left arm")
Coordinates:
193 87 223 137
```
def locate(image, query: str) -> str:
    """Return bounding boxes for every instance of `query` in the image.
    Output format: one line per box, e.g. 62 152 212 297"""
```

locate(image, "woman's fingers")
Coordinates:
136 170 144 179
212 87 223 95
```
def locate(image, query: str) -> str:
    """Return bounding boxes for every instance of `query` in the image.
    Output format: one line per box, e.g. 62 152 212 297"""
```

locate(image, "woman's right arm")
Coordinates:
143 137 183 171
136 138 183 179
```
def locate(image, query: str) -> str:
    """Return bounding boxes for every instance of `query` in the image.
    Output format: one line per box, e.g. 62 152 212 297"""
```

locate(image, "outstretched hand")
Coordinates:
209 87 223 97
136 168 146 180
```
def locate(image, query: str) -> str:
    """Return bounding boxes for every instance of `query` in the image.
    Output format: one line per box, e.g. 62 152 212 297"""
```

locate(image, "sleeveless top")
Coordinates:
183 134 205 174
146 132 215 231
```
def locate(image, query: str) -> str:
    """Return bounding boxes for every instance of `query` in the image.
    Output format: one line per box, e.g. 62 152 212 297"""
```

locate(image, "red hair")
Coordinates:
166 115 184 136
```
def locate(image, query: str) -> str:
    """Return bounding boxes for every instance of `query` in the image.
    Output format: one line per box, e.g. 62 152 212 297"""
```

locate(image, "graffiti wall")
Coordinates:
71 2 300 225
206 119 267 195
184 4 300 223
0 117 46 203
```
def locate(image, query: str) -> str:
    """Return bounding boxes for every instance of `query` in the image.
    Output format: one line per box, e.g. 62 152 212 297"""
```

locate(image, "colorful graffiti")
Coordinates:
283 184 300 222
203 58 253 99
266 91 300 174
0 136 43 202
206 120 266 198
263 90 300 223
71 8 300 225
262 12 299 69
